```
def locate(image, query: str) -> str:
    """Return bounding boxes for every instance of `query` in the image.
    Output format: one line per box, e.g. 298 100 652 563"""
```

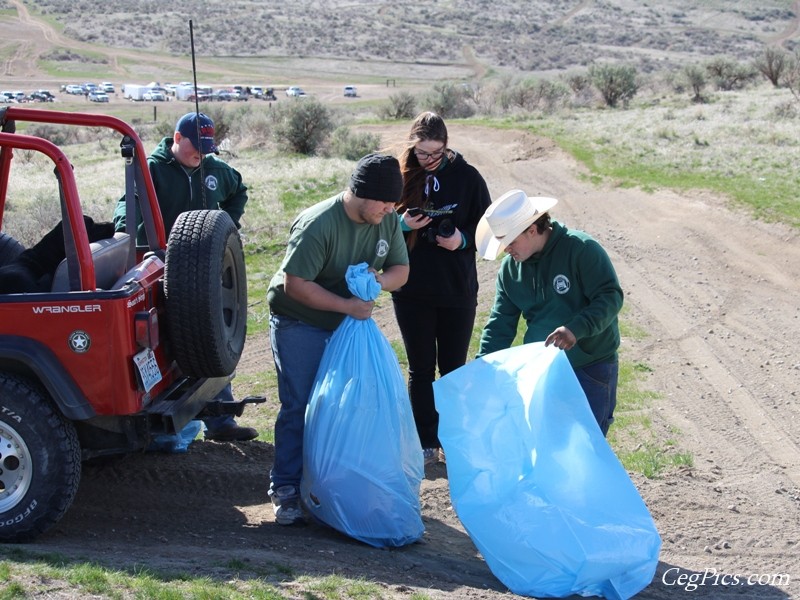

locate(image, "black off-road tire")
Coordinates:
163 210 247 378
0 374 81 543
0 232 24 267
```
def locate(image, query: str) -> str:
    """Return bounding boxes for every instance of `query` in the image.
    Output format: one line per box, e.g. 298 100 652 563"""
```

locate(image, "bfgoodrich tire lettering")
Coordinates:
164 210 247 378
0 374 81 543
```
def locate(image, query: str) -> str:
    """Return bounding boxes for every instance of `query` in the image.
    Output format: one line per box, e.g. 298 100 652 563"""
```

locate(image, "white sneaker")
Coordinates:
269 485 305 525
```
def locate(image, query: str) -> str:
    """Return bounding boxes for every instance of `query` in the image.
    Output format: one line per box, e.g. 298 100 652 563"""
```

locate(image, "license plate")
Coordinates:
133 348 162 393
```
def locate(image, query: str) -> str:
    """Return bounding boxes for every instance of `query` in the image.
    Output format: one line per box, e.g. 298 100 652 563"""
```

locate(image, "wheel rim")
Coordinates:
220 245 243 335
0 422 33 513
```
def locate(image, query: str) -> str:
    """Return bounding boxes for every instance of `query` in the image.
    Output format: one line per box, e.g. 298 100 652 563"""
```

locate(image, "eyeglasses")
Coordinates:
413 146 445 160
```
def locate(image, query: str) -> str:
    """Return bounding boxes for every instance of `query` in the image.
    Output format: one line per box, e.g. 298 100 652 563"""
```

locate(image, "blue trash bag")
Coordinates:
147 420 203 454
433 343 661 599
300 263 425 548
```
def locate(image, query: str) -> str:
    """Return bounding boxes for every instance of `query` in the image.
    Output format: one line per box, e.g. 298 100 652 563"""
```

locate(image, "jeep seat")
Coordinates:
51 232 131 292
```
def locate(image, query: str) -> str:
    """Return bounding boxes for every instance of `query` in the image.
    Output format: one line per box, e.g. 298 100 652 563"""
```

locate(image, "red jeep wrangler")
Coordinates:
0 106 254 542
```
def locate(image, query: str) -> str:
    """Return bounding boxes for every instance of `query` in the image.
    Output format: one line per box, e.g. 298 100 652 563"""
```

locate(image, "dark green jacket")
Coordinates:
477 221 623 368
113 137 248 241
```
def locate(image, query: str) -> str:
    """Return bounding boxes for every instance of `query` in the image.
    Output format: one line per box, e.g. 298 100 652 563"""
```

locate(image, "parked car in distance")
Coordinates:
285 86 306 97
29 90 55 102
88 91 109 103
343 85 357 97
213 89 234 101
101 82 115 93
0 92 14 103
64 84 85 95
143 90 166 101
187 90 211 102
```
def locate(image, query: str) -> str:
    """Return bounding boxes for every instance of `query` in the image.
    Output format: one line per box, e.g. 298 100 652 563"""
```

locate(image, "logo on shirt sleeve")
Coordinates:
553 274 571 294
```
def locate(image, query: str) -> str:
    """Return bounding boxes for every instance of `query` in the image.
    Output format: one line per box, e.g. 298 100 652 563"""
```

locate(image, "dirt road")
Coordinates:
17 125 798 599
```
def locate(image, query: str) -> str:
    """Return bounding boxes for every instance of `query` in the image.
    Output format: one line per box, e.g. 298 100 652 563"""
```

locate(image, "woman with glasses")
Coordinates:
391 111 491 466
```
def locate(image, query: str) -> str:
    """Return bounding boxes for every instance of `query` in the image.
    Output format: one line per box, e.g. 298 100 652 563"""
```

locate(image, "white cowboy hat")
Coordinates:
476 189 558 260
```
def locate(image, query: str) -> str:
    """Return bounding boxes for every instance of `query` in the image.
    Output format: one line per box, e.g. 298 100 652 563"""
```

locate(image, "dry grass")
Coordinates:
517 84 800 225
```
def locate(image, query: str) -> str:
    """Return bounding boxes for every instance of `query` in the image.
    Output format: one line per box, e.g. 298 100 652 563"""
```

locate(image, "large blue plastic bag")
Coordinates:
300 263 424 548
433 343 661 599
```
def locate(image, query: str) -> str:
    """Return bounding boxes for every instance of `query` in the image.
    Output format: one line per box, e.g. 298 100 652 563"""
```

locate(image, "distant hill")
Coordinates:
24 0 800 70
3 0 799 87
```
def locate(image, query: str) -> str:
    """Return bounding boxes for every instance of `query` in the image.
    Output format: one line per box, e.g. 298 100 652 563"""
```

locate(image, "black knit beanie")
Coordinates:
349 153 403 203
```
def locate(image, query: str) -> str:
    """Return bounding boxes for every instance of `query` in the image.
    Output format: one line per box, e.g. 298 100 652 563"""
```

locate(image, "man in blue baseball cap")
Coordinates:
175 111 218 155
113 111 246 238
113 112 255 442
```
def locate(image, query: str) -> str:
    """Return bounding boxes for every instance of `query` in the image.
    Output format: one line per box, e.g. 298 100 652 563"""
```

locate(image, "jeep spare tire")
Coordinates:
164 210 247 378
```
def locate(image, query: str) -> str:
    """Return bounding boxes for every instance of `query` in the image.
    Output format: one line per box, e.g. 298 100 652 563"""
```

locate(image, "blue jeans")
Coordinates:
574 360 618 437
203 383 236 433
269 313 332 491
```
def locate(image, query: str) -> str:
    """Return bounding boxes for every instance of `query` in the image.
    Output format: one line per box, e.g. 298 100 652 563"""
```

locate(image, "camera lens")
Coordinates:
423 218 455 243
438 219 455 238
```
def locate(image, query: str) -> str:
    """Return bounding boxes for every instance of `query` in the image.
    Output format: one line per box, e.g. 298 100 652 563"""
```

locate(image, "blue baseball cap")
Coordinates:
176 112 218 154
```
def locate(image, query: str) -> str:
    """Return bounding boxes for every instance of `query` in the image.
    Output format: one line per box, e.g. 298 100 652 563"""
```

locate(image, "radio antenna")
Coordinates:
189 19 207 205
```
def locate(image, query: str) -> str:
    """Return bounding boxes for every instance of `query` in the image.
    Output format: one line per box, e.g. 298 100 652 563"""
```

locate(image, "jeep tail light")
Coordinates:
135 308 159 349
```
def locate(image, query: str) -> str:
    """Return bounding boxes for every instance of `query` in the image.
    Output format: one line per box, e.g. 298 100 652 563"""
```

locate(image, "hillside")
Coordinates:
2 0 800 89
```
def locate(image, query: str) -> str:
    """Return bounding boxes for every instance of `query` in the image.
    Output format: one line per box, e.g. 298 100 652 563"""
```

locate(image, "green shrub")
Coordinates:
23 124 110 146
754 46 790 87
589 63 639 108
24 123 71 146
271 98 333 155
327 127 381 160
378 91 417 120
705 56 758 91
235 108 274 150
151 119 175 142
501 78 570 113
421 82 474 119
682 63 709 103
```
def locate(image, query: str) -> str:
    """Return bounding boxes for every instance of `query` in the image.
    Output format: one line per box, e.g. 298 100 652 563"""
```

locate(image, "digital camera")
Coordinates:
423 218 456 243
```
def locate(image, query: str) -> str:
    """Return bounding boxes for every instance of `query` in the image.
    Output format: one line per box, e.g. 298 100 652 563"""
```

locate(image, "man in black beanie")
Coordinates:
266 153 410 525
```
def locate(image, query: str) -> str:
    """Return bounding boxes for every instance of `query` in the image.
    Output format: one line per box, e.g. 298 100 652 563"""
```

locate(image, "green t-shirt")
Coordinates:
267 193 409 330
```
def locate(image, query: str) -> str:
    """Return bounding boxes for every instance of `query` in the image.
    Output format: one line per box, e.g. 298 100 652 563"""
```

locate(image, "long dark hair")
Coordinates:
398 112 450 249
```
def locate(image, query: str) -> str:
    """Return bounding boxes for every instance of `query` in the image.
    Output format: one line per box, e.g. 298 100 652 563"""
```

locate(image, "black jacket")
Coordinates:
392 151 490 307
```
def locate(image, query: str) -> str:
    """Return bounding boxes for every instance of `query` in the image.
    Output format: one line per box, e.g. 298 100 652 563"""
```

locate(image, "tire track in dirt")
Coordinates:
609 220 800 487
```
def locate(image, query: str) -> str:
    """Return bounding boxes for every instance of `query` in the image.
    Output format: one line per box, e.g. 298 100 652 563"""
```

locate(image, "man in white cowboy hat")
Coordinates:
475 189 623 436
